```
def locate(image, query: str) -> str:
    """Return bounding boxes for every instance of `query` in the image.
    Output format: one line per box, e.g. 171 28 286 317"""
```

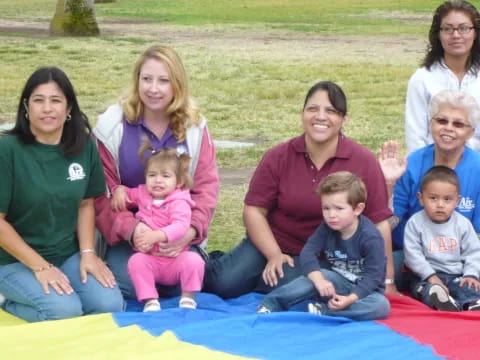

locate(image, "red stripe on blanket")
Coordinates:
378 294 480 360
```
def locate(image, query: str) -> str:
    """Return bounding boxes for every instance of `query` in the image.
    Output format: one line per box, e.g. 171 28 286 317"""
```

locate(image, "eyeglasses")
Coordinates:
432 117 471 129
439 25 475 35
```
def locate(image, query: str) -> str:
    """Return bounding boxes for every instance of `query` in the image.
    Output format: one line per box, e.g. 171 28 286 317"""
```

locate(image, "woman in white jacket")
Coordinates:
405 0 480 153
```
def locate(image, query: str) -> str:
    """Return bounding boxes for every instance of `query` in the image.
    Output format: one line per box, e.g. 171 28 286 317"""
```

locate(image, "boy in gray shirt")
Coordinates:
404 166 480 311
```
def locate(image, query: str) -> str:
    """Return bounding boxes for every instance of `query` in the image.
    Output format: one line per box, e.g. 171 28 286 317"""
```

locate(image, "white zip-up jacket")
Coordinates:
405 61 480 153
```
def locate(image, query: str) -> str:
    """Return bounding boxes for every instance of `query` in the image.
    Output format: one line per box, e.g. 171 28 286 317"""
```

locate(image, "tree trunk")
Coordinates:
50 0 100 36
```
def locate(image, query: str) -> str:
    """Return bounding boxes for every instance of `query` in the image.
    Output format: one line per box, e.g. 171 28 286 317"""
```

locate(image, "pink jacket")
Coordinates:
126 186 195 243
94 105 219 247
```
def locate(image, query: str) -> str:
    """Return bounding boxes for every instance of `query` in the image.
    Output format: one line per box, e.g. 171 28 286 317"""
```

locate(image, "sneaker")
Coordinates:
467 299 480 311
256 305 272 314
143 299 161 312
428 284 461 312
308 302 326 315
179 297 197 309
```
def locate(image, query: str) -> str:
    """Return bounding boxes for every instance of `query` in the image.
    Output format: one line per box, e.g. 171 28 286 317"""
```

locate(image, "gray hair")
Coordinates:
429 89 480 128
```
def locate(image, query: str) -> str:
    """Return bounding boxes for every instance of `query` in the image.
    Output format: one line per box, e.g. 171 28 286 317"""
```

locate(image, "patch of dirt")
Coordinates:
0 19 425 54
348 11 431 22
219 168 254 186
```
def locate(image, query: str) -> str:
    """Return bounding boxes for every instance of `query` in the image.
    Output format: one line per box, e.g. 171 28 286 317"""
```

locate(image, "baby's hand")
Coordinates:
136 231 165 253
315 279 336 298
328 294 357 311
460 277 480 292
111 186 130 212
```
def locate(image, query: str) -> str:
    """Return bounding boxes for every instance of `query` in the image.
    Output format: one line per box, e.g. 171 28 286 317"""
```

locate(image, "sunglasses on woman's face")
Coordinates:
432 117 471 129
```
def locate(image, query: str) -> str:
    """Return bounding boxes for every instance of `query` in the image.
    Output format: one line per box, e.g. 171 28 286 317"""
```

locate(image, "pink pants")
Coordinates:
127 251 205 302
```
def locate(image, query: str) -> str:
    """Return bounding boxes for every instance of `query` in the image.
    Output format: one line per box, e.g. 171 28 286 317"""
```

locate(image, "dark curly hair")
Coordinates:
422 0 480 75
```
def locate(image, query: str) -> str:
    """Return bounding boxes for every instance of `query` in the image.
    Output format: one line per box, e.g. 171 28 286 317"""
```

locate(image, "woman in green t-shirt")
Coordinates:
0 67 124 322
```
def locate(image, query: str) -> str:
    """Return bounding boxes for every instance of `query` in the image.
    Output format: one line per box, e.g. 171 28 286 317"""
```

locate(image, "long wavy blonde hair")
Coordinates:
122 45 200 141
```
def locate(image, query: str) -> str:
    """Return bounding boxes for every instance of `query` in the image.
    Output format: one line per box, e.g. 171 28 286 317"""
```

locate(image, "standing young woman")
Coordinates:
0 67 123 322
94 45 218 299
406 0 480 153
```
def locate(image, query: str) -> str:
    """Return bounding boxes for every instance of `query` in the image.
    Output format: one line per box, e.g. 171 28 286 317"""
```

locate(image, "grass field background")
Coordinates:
0 0 440 250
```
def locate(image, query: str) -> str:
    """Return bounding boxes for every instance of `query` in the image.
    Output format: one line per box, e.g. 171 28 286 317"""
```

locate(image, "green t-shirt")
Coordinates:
0 135 106 266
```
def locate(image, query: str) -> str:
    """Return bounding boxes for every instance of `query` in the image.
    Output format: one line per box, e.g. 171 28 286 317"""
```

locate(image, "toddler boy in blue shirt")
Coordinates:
257 171 390 320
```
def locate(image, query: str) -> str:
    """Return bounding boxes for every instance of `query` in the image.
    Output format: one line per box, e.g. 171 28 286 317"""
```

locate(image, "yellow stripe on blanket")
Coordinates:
0 308 26 326
0 309 254 359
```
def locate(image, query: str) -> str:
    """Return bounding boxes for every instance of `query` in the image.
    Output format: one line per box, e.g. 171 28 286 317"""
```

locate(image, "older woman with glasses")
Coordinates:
379 89 480 290
405 0 480 153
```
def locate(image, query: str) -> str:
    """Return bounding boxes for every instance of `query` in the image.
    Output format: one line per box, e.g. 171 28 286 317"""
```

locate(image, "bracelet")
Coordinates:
80 248 95 254
32 263 53 273
385 278 395 285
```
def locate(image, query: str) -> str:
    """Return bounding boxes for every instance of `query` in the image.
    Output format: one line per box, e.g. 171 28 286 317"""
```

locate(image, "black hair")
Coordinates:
420 165 460 192
4 66 91 157
303 81 347 116
423 0 480 75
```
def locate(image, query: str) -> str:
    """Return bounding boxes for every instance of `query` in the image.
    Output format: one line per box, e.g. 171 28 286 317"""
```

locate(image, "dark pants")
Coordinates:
203 237 303 299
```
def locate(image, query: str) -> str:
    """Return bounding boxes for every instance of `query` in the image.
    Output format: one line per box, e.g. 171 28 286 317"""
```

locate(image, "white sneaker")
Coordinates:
467 299 480 311
143 299 161 312
179 297 197 309
256 305 271 314
308 302 326 315
428 284 460 312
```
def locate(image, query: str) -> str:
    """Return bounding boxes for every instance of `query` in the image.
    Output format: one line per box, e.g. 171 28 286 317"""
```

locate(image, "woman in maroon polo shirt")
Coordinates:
204 81 395 299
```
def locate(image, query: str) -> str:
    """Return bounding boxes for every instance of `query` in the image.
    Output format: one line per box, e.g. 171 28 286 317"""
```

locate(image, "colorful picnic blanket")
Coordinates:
1 293 479 359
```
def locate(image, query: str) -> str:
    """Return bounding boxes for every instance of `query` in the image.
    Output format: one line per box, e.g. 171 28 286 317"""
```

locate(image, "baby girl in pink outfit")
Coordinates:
112 146 204 312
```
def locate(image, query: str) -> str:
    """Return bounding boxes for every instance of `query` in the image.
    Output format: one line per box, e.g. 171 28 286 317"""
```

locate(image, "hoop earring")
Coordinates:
25 112 29 119
66 114 72 121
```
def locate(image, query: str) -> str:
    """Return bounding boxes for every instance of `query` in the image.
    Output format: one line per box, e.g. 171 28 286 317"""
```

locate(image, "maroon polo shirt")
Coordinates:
244 134 392 255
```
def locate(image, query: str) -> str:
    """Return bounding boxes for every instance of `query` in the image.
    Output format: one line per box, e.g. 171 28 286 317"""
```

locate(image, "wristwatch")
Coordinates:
384 278 395 285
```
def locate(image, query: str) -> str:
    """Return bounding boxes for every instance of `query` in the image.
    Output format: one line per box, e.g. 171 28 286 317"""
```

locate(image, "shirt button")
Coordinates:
312 179 315 182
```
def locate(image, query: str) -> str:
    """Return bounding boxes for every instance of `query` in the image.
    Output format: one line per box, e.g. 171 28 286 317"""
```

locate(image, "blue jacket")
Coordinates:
393 144 480 248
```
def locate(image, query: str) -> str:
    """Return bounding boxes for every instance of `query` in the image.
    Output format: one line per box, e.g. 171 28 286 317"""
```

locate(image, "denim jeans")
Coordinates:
203 237 304 299
0 252 124 322
260 269 390 321
107 241 205 300
393 250 413 292
411 272 480 309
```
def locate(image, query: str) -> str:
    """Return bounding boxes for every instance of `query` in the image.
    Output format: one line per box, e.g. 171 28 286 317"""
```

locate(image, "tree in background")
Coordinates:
50 0 99 36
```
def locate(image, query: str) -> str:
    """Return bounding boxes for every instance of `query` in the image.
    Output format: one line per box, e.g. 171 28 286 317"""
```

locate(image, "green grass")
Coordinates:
0 0 432 251
1 0 437 34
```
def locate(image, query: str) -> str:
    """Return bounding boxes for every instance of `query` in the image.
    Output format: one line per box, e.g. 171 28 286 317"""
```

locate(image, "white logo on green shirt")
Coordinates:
67 163 85 181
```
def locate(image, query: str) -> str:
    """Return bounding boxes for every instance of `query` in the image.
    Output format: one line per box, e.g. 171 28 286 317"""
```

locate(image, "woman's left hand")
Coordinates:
80 252 116 288
150 227 196 257
377 141 407 186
